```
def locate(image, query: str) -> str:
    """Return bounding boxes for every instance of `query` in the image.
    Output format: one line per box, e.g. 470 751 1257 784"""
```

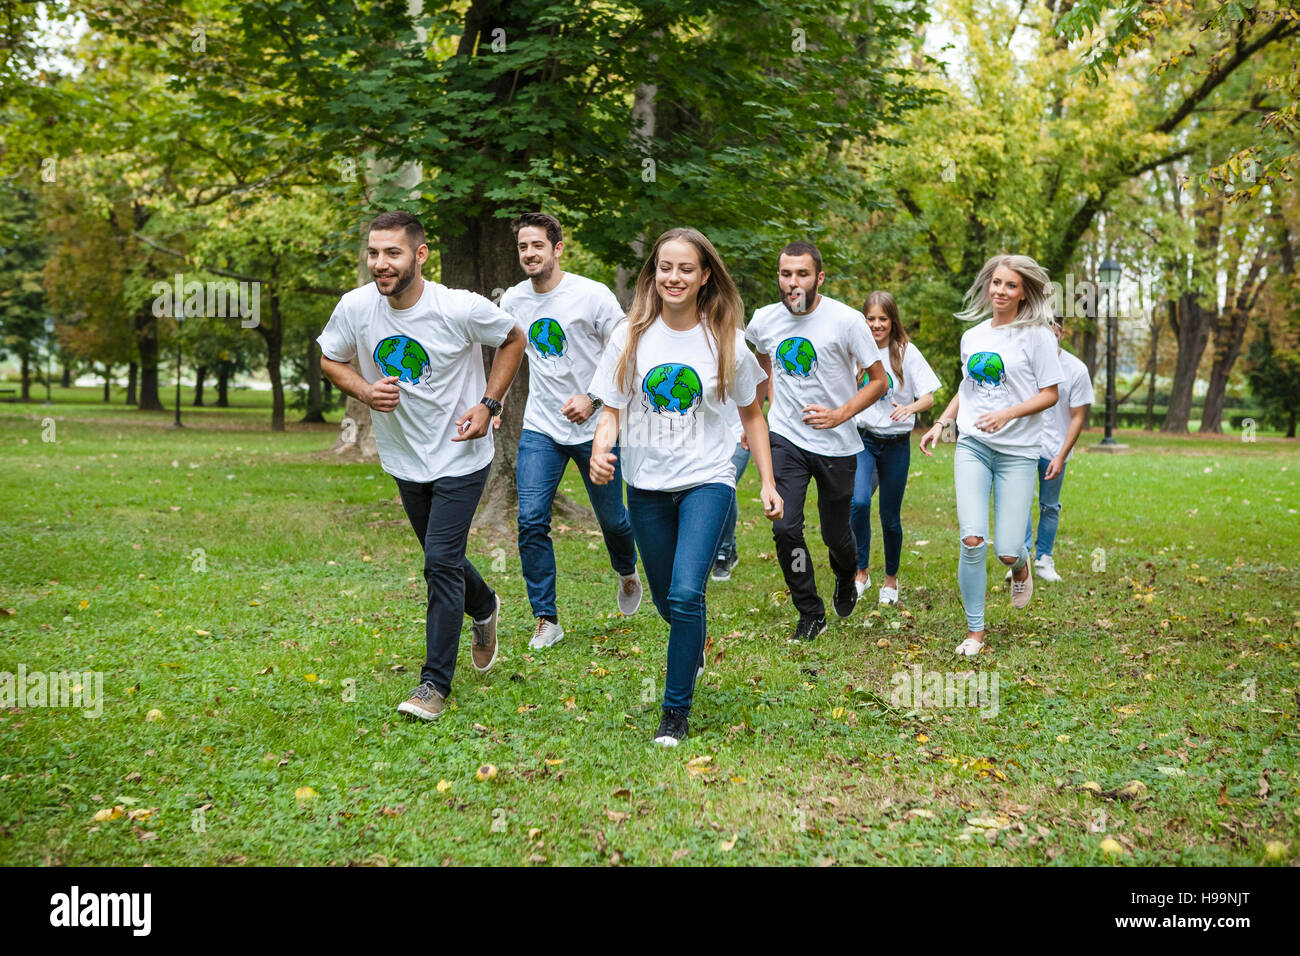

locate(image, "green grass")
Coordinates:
1 407 1298 866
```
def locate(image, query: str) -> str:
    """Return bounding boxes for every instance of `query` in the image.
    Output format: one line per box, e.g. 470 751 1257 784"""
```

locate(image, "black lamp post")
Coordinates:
43 317 54 406
1098 258 1121 446
172 312 184 429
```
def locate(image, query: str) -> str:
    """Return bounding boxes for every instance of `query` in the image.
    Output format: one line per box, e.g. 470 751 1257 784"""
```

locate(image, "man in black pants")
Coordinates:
745 242 887 642
319 210 526 720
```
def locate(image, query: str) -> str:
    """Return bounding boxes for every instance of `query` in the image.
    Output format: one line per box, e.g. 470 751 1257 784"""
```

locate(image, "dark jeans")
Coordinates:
516 428 638 620
850 428 912 576
717 442 753 560
626 482 732 712
769 432 858 618
395 465 497 697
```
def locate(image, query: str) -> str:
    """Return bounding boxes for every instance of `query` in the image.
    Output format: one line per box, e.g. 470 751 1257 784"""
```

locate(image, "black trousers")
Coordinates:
394 464 497 696
769 432 859 618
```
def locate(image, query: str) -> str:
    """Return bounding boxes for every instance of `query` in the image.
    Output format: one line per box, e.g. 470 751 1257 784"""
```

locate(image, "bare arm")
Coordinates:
1046 403 1090 479
589 406 622 485
756 352 773 406
801 360 887 429
919 392 961 456
453 325 527 441
321 355 398 412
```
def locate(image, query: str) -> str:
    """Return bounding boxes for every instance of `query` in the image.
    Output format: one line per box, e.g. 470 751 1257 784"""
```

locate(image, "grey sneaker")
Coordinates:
471 594 500 672
617 572 643 615
397 682 445 721
528 618 565 649
1011 561 1033 609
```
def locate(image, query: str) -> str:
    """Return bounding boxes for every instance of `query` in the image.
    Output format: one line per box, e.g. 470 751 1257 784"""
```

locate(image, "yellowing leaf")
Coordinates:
1099 837 1126 855
294 787 318 801
436 779 451 792
544 758 564 766
719 833 738 852
195 629 211 637
831 707 846 719
1080 781 1102 794
144 708 163 722
1056 734 1071 743
475 764 498 782
304 674 318 683
78 600 89 609
92 805 125 823
916 733 929 743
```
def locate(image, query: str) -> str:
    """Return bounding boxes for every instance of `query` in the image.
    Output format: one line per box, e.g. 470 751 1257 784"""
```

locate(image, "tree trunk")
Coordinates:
1289 410 1296 439
193 365 207 406
1199 305 1247 434
60 362 71 388
440 211 526 530
103 363 112 402
20 351 30 402
300 335 325 423
1163 292 1213 433
216 363 230 407
255 287 285 432
134 304 163 411
1143 305 1165 430
127 361 138 406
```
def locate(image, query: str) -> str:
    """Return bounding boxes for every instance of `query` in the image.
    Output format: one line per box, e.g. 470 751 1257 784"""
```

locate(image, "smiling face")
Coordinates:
655 238 710 310
778 253 823 315
367 228 427 299
865 304 893 346
516 225 562 282
989 265 1025 316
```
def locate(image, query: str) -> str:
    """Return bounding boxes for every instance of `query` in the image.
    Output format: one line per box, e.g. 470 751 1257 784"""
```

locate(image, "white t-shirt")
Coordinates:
955 319 1065 459
746 294 884 457
499 272 625 446
1040 348 1095 461
317 280 518 483
589 318 766 492
724 397 745 443
854 341 943 436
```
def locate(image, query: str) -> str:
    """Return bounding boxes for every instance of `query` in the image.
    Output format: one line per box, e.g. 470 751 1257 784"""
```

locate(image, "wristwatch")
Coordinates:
586 392 604 411
480 395 503 417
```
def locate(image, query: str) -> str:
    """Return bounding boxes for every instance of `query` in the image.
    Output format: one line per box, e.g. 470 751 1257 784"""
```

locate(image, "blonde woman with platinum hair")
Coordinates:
920 254 1064 657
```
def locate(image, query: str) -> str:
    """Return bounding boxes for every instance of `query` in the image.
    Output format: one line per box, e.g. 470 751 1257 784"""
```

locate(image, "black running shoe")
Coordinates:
710 551 739 581
789 614 828 644
653 706 690 747
832 574 859 619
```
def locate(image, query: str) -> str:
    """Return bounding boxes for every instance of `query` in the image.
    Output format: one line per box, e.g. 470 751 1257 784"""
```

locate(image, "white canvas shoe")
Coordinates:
617 572 643 615
1035 554 1062 583
854 575 870 598
954 637 984 657
528 618 565 649
879 585 899 605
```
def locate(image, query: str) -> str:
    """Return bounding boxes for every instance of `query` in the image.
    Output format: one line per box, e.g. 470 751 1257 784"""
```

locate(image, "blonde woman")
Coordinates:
589 228 783 746
919 255 1063 656
850 291 941 605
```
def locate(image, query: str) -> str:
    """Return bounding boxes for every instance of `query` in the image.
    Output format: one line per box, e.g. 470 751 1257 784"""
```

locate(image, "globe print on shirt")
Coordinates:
967 351 1006 390
641 363 703 416
373 335 431 385
528 318 567 359
860 367 894 403
777 336 818 378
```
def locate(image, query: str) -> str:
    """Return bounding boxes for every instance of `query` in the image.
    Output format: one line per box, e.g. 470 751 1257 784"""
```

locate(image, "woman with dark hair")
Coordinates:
589 228 782 747
850 291 941 605
919 255 1064 657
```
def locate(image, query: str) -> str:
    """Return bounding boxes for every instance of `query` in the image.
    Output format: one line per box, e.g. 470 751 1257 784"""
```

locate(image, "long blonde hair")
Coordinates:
863 290 908 389
616 227 744 401
955 254 1057 329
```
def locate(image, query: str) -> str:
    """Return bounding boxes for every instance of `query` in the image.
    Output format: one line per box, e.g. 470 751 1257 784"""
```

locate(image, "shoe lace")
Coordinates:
533 619 548 641
413 682 435 702
1012 576 1027 593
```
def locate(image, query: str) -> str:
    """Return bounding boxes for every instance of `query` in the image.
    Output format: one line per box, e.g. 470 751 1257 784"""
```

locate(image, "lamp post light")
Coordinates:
43 317 55 406
1098 258 1121 446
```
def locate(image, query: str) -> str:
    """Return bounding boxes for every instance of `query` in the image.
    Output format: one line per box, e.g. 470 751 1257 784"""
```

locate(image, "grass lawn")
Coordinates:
1 403 1297 866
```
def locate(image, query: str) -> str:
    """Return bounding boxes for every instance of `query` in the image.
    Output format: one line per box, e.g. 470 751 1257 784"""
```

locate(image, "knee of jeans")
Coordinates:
515 500 552 535
1041 500 1063 516
961 535 984 549
996 553 1019 565
667 581 705 617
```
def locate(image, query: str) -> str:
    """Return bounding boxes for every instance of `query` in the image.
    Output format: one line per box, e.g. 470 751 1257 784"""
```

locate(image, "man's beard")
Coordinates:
780 281 815 315
527 258 557 283
374 259 419 298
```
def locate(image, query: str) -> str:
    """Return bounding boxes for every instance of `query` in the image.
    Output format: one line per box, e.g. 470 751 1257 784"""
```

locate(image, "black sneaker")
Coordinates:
789 614 828 644
653 706 690 747
832 574 859 619
710 551 739 581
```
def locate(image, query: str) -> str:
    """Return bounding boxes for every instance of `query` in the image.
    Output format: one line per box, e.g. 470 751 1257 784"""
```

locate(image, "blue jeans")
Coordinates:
850 429 910 575
953 437 1037 632
626 482 732 712
516 428 638 621
1024 457 1067 557
717 442 752 560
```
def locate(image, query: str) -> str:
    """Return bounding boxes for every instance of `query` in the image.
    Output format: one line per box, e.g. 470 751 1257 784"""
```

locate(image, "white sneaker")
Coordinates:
1004 567 1014 581
528 618 564 649
1035 554 1062 583
617 572 643 615
954 637 984 657
854 575 870 598
879 585 898 605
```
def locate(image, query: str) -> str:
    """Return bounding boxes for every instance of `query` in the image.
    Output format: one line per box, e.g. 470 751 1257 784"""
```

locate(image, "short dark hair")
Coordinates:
779 241 822 275
512 212 563 248
368 211 426 253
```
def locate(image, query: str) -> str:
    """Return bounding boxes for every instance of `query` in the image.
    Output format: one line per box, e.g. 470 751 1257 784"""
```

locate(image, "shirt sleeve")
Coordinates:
907 344 943 396
456 290 519 348
1029 328 1065 389
848 316 884 372
589 325 633 409
744 312 763 352
730 331 767 407
596 287 626 344
317 299 357 363
1070 358 1096 407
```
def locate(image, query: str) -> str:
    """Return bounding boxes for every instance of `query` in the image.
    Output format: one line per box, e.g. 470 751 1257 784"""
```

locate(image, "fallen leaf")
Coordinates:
719 833 738 852
1099 837 1126 855
475 764 498 782
294 787 318 801
436 779 451 792
92 805 125 823
544 758 564 766
604 809 630 823
144 709 163 722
